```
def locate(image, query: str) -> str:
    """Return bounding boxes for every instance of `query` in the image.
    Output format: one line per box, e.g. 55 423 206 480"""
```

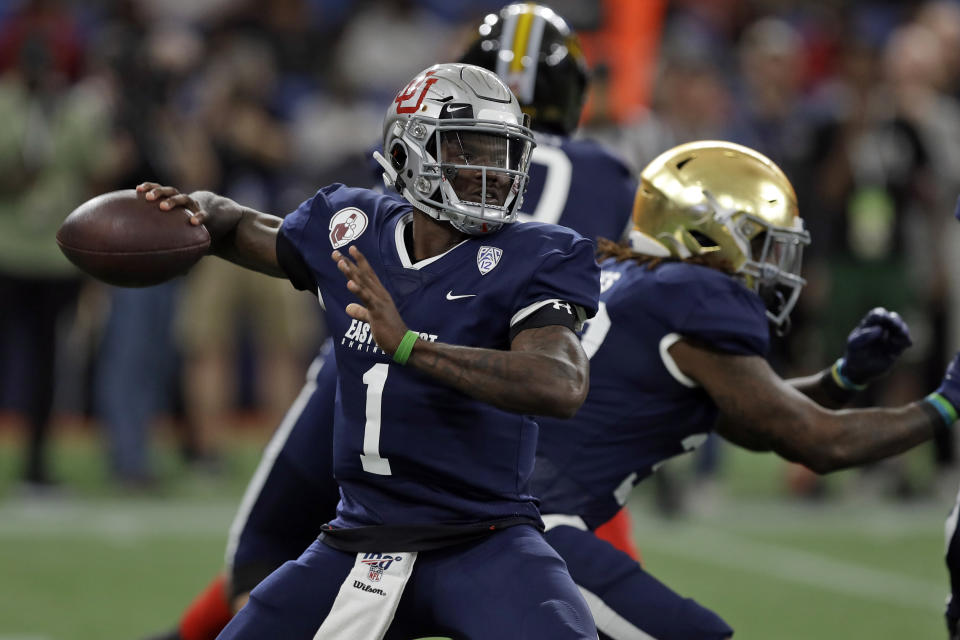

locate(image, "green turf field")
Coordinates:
0 430 952 639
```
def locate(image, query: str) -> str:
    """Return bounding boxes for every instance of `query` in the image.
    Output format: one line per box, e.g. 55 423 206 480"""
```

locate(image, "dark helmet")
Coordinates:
459 3 588 135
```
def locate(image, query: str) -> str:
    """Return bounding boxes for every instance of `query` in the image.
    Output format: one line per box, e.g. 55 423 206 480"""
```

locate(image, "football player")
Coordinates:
459 3 636 240
942 201 960 640
534 140 960 639
947 496 960 640
145 6 638 640
139 62 600 639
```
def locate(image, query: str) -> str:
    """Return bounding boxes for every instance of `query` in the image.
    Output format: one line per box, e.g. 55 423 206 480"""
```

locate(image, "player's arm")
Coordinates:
409 323 588 419
787 308 912 409
136 182 285 277
668 338 946 473
333 245 588 418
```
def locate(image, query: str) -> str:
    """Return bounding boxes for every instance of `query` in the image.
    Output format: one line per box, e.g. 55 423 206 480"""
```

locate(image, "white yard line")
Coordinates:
0 500 237 538
0 497 947 613
640 525 946 612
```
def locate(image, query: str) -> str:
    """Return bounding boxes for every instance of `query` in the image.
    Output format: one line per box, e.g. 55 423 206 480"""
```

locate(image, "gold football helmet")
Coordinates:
630 140 810 330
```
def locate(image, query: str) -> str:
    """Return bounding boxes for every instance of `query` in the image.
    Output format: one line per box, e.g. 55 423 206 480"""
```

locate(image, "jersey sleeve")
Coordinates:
511 232 600 329
677 272 770 357
280 184 342 260
276 231 317 291
279 183 404 290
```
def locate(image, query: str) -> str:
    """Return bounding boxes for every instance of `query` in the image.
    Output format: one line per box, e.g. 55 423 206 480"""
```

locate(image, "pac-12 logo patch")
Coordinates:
329 207 368 249
361 553 402 582
477 246 502 275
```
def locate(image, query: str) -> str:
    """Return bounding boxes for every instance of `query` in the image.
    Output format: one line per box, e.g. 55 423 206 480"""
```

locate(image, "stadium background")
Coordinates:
1 0 959 638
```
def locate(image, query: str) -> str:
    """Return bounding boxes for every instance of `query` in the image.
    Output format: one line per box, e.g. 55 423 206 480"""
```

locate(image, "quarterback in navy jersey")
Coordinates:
533 140 960 640
139 61 600 639
143 6 635 640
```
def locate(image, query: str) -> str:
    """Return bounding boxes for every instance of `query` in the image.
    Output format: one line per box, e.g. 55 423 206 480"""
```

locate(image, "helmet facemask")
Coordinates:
416 116 533 234
730 211 809 332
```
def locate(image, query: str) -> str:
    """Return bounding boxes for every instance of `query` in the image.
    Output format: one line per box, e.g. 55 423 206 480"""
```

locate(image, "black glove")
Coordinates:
836 307 912 388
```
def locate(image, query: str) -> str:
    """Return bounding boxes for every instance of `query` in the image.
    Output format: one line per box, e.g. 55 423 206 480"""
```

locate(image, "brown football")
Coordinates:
56 189 210 287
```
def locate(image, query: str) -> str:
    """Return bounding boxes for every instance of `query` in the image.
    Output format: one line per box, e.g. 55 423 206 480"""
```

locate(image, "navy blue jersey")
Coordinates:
280 184 599 544
518 133 635 243
533 257 769 528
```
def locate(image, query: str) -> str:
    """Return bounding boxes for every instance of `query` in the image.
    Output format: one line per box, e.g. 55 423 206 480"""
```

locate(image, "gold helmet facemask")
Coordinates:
629 141 810 332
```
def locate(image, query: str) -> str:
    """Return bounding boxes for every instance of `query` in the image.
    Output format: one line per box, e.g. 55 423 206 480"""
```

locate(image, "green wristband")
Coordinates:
925 392 959 428
393 330 419 365
830 358 868 391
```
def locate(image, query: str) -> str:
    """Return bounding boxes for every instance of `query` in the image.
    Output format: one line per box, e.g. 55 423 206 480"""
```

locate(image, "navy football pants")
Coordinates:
219 525 597 639
545 525 732 639
225 349 339 596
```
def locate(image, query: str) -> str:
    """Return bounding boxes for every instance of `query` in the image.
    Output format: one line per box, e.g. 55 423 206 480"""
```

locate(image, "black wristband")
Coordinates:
818 367 859 405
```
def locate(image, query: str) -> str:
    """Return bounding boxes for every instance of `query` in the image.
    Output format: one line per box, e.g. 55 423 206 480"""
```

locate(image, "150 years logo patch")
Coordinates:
360 553 403 583
329 207 368 249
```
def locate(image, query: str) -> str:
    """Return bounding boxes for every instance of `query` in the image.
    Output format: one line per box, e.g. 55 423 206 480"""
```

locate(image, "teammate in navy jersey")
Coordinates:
457 5 635 239
948 496 960 639
533 139 960 640
144 6 635 640
138 62 600 639
942 202 960 640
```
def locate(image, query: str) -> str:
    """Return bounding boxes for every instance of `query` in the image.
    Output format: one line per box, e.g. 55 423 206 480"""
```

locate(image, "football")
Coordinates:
56 189 211 287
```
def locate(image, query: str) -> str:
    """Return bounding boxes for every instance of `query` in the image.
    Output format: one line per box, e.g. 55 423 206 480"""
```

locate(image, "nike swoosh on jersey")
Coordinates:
446 291 477 300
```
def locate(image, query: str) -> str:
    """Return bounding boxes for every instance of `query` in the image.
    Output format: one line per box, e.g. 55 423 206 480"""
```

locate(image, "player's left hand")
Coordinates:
840 307 912 385
333 245 408 355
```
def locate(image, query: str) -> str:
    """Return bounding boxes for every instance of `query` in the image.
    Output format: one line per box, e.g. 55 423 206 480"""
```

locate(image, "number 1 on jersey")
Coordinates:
361 363 392 475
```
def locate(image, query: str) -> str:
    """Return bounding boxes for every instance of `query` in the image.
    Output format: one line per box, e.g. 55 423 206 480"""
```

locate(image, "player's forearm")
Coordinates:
191 191 285 277
787 370 851 409
781 403 937 473
407 340 588 418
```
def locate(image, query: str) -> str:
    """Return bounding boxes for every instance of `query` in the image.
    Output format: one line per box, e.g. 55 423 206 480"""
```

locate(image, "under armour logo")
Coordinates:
552 301 573 315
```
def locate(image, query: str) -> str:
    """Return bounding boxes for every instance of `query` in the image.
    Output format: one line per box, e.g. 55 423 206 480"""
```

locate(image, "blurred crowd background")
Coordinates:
3 0 960 510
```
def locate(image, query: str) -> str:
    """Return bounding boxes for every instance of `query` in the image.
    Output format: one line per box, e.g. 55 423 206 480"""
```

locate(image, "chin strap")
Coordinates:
770 313 790 337
373 150 400 192
627 229 671 257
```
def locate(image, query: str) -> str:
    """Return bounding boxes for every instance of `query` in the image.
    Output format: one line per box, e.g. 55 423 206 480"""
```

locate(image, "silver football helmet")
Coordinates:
374 63 536 235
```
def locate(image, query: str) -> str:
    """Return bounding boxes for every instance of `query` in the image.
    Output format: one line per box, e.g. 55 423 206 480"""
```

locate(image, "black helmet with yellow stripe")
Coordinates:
459 3 588 135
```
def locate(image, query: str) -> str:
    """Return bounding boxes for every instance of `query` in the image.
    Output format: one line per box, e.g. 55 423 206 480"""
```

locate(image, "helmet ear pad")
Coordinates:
389 141 408 172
